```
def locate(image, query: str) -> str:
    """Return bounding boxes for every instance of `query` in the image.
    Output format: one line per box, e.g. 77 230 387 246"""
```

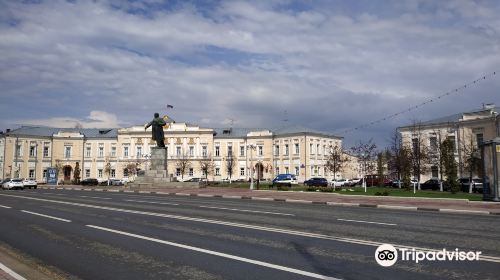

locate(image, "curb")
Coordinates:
37 187 500 216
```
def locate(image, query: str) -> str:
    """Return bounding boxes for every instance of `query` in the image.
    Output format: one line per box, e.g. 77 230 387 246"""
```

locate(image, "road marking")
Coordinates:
87 225 339 280
20 210 71 223
79 196 112 200
199 205 294 216
337 218 397 226
0 262 27 280
125 199 179 206
0 205 12 209
3 193 500 263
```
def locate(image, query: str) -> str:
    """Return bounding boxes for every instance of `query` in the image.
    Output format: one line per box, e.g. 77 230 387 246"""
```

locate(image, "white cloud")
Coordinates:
20 111 121 128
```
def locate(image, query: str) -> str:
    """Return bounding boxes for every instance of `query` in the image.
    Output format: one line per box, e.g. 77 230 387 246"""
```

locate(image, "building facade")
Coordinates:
0 123 345 183
399 104 499 181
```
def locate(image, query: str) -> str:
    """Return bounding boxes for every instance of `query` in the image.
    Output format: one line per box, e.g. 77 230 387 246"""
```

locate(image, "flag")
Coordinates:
167 104 174 109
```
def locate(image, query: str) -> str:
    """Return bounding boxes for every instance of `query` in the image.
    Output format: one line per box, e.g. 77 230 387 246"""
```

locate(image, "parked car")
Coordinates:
2 178 24 190
304 177 329 187
272 174 298 187
81 178 99 186
458 177 483 193
420 179 448 191
332 179 347 188
349 178 361 186
364 175 391 187
109 179 124 186
391 179 418 188
22 178 37 189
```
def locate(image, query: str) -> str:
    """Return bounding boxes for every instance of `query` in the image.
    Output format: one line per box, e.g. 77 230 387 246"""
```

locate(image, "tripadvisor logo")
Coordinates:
375 244 482 267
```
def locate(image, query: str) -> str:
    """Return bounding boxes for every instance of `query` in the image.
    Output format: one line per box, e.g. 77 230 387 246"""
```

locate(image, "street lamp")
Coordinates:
481 137 500 201
247 144 256 190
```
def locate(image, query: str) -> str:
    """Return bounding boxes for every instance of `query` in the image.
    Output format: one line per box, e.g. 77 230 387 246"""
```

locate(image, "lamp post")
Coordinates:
247 144 256 190
481 138 500 201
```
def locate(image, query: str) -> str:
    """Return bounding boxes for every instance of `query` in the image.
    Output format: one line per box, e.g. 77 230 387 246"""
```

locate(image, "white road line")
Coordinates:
0 262 27 280
2 194 499 263
337 218 397 226
87 225 339 280
124 199 179 206
199 206 295 216
79 196 112 200
20 210 72 223
0 205 12 209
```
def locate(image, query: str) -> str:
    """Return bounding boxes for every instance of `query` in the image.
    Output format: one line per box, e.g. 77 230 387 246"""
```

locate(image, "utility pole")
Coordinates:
247 144 256 190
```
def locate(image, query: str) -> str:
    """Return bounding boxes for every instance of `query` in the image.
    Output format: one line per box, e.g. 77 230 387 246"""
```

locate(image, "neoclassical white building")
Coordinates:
1 123 348 183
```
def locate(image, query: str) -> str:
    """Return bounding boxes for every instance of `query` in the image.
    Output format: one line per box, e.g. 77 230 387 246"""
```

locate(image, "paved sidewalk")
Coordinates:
40 185 500 215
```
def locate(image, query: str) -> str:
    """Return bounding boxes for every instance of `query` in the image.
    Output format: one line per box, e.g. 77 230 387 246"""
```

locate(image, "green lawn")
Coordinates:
208 182 483 201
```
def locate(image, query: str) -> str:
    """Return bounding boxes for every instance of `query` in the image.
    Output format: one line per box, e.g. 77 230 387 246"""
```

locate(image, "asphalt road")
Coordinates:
0 189 499 280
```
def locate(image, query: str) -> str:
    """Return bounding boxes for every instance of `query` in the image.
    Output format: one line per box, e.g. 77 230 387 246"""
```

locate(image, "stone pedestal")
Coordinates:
129 147 169 188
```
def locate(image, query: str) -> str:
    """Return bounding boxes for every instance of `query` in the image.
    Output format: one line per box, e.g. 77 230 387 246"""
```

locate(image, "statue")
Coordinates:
145 113 166 147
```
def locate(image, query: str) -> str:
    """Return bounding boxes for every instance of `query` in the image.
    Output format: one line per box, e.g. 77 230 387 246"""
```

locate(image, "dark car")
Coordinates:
81 178 99 186
272 174 298 188
458 177 483 193
420 179 448 191
304 177 329 187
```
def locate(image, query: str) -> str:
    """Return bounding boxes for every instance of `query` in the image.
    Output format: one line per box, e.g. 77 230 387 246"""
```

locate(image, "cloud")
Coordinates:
0 0 499 148
19 111 121 129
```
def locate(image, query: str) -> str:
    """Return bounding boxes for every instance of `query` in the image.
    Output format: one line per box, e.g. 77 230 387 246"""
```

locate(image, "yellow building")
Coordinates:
399 104 499 181
1 123 345 183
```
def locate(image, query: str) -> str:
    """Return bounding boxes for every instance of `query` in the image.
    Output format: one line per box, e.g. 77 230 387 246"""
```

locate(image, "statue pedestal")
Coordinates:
129 147 169 189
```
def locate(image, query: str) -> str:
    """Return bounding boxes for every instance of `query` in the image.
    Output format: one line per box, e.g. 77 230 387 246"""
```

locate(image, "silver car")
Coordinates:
2 178 24 190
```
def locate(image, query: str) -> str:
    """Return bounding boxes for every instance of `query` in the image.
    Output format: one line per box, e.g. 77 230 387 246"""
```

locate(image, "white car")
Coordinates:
23 178 38 189
332 179 347 188
2 178 24 190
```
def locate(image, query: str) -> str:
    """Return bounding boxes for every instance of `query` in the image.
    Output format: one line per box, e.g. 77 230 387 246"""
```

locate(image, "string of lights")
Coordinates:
336 70 498 135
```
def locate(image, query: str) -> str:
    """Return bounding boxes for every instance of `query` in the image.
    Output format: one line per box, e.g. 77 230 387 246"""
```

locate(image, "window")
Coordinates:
215 146 220 157
240 146 245 157
86 146 91 157
476 134 484 149
310 144 313 154
43 169 47 179
189 168 193 176
295 143 299 154
275 167 279 175
29 146 36 157
215 167 220 176
29 169 35 178
43 146 49 157
65 146 71 158
85 169 90 178
447 136 456 152
431 166 438 178
258 146 263 156
240 167 245 176
176 146 181 156
136 146 142 158
189 146 194 157
285 167 289 174
295 167 299 176
111 169 116 178
317 144 320 155
412 138 419 153
285 144 289 156
111 146 116 157
202 146 208 157
123 169 129 177
430 137 438 152
98 147 104 157
124 146 129 157
15 144 22 157
176 168 181 176
227 145 232 156
98 169 103 178
275 145 280 156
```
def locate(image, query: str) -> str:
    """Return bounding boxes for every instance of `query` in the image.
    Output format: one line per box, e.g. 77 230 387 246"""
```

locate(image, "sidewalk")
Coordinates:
40 185 500 215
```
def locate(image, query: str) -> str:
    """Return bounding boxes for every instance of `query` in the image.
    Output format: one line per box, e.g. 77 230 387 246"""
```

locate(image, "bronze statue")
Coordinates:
145 113 166 147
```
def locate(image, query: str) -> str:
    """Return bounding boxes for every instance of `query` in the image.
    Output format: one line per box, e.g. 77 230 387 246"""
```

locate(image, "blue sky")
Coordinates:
1 0 499 148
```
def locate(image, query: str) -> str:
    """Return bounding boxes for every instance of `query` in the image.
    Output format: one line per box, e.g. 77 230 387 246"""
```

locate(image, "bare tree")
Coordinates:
326 144 349 183
461 137 482 193
442 138 459 193
175 152 192 181
199 153 214 181
408 121 431 190
73 162 81 184
104 158 112 185
226 151 236 184
350 139 377 190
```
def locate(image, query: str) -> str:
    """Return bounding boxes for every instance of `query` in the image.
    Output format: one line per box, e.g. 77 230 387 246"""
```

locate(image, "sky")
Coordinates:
1 0 499 148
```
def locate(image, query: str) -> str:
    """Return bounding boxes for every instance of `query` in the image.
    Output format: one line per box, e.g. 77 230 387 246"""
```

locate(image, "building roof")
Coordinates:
272 125 342 139
4 126 118 138
401 106 499 128
213 128 264 138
